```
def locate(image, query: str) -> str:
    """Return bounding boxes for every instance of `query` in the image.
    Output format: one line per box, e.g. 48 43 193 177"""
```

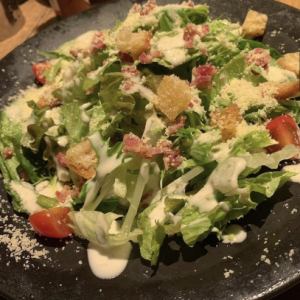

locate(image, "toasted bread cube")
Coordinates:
66 140 97 179
274 80 300 101
211 104 242 141
277 52 300 77
153 75 192 121
242 9 268 38
116 27 151 59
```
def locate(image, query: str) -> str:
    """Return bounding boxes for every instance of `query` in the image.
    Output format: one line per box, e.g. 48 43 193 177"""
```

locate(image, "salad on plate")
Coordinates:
0 0 300 279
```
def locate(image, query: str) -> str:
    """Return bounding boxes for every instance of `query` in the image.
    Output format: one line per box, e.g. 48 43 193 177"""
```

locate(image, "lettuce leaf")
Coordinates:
61 101 88 144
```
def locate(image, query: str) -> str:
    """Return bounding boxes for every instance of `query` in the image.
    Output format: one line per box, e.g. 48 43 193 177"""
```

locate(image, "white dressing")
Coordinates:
189 183 218 212
222 224 247 244
154 29 187 67
283 164 300 183
149 200 166 226
210 157 247 195
10 181 41 214
87 242 132 279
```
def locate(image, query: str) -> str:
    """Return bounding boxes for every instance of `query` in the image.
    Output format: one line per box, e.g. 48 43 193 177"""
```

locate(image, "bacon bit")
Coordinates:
182 0 195 7
140 0 156 15
32 61 51 85
246 48 271 70
183 24 209 48
56 185 79 203
192 64 217 89
166 116 186 135
121 79 135 92
37 97 61 109
139 52 153 64
2 147 13 159
210 104 242 141
91 31 106 52
118 52 134 63
139 50 161 64
163 149 183 169
56 152 68 168
123 133 182 169
131 3 142 13
121 65 140 77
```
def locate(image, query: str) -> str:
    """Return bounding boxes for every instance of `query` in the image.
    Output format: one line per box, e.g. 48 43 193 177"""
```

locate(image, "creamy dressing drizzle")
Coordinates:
283 164 300 183
222 224 247 244
87 242 132 279
10 181 41 214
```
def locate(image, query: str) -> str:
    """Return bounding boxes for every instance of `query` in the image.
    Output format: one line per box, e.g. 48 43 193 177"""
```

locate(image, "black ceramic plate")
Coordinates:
0 1 300 299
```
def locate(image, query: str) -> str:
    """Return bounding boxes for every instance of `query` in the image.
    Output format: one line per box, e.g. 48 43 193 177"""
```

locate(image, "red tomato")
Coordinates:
29 207 72 238
32 61 50 85
266 114 300 153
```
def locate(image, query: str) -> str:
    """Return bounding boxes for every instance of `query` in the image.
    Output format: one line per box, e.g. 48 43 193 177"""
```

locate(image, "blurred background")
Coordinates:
0 0 299 59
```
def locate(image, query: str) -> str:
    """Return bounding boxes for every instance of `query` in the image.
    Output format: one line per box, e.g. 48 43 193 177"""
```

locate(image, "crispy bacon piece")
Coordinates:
210 104 242 141
123 133 182 169
37 97 61 109
246 48 271 70
192 64 217 89
56 152 69 168
91 31 106 52
2 147 13 159
139 50 161 64
183 24 209 48
166 116 186 135
182 0 195 7
32 61 51 85
56 185 79 203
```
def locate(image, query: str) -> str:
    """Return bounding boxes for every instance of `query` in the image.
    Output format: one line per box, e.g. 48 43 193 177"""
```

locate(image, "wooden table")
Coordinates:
0 0 299 60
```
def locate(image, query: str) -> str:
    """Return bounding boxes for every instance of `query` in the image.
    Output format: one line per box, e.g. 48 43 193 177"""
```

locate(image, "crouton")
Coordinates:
210 104 242 141
153 75 192 121
274 80 300 101
242 9 268 38
277 52 300 77
65 140 98 179
116 27 151 59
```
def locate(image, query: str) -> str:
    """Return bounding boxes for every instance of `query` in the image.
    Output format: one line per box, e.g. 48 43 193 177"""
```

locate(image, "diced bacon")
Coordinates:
121 79 135 92
163 149 183 170
56 185 79 203
131 3 142 13
183 24 209 48
184 24 198 48
139 50 161 64
118 52 134 63
32 61 51 85
140 0 156 16
246 48 271 70
56 152 68 168
121 65 140 77
37 97 61 109
166 116 186 135
139 52 153 64
3 147 13 159
123 133 182 169
192 64 217 89
91 31 106 52
182 0 195 7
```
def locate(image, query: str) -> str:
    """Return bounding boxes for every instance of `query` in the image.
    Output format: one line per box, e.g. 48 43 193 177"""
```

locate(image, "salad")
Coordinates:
0 0 300 279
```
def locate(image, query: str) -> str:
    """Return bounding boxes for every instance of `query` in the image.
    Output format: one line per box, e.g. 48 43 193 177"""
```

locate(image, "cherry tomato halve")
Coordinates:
29 207 72 238
32 61 50 85
266 114 300 153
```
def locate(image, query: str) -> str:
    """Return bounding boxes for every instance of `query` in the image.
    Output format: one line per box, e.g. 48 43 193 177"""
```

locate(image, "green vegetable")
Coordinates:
37 194 58 208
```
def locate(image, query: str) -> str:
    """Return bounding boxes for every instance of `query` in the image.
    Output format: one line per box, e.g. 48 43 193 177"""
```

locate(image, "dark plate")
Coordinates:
0 1 300 299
